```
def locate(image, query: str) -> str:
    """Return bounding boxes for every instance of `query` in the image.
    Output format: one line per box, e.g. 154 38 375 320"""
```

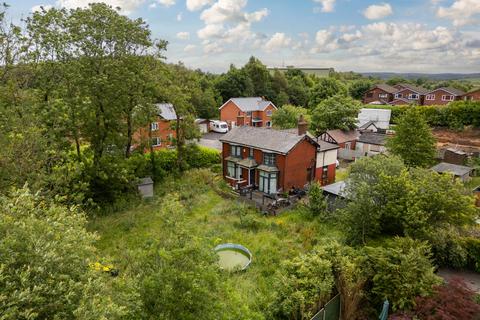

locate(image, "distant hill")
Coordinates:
361 72 480 81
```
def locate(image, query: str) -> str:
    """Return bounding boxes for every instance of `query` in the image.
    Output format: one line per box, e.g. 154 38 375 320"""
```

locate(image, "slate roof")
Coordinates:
220 126 317 154
431 162 473 177
358 132 388 146
326 129 360 144
321 181 347 197
374 84 398 94
427 87 466 96
395 83 429 95
317 139 340 151
156 103 177 120
219 97 276 112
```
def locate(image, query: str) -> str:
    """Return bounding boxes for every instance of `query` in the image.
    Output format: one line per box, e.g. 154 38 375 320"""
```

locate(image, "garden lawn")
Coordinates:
88 169 344 316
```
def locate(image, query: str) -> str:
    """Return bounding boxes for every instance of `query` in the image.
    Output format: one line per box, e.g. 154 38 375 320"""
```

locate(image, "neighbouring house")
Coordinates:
357 108 391 133
463 88 480 101
219 119 337 194
392 83 429 105
321 180 348 210
219 97 277 129
356 132 388 156
431 162 473 182
315 140 339 186
133 103 177 151
363 84 397 104
318 129 360 160
424 87 465 105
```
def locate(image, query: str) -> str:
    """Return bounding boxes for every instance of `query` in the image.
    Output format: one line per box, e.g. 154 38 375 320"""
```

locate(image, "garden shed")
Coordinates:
431 162 473 182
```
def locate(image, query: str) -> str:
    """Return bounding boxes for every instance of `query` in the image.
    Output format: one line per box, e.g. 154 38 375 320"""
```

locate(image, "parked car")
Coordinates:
210 120 229 133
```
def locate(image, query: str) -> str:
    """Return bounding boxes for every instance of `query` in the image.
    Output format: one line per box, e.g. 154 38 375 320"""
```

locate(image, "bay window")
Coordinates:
227 161 242 180
258 171 277 194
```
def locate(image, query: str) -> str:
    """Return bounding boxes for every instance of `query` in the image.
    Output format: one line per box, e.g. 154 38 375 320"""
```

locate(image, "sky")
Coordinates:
9 0 480 73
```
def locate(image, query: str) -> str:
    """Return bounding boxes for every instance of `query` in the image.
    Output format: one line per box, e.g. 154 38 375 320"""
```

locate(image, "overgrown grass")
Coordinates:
88 169 344 316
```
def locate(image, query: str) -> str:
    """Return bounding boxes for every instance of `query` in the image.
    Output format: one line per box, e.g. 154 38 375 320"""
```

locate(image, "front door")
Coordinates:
249 169 255 186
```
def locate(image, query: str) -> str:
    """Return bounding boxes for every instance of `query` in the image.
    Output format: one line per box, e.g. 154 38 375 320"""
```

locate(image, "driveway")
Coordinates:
196 132 226 151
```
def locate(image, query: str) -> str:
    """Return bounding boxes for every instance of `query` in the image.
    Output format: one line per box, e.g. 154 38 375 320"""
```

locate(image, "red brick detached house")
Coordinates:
424 87 465 105
463 88 480 101
133 103 177 151
219 97 277 128
219 123 337 194
363 84 397 104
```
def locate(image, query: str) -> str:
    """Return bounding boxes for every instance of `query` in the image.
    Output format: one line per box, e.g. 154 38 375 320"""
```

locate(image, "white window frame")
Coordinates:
151 122 159 131
442 95 454 101
378 93 388 99
426 94 435 101
408 93 419 100
151 137 161 147
395 93 403 99
266 121 272 127
266 110 273 117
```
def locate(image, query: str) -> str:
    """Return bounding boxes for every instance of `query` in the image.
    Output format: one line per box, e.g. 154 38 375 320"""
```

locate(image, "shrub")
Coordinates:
271 250 334 319
364 237 442 312
307 181 328 218
184 144 221 169
0 188 124 319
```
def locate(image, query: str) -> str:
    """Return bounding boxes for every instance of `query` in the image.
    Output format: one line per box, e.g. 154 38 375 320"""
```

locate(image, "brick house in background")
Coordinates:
133 103 177 151
392 83 429 105
363 84 397 104
219 119 337 194
463 88 480 101
219 97 277 128
424 87 465 105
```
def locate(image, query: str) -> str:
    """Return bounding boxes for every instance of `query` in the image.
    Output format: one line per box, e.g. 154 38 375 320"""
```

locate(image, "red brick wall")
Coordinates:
133 117 176 151
315 163 336 186
283 139 317 191
220 101 242 127
464 90 480 101
363 88 394 104
261 104 276 126
424 89 461 106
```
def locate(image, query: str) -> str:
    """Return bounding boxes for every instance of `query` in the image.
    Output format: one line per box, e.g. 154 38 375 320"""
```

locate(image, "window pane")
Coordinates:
269 173 277 194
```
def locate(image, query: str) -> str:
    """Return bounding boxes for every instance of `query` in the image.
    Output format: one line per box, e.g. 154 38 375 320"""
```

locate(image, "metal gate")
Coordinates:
311 294 341 320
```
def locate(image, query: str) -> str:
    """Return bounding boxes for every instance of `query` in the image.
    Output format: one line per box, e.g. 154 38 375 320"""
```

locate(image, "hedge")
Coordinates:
364 101 480 130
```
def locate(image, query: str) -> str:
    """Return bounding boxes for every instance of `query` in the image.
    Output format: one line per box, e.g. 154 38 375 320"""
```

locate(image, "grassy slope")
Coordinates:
88 171 343 315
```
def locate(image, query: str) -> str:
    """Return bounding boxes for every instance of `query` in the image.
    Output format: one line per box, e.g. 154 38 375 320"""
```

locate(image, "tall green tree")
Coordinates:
308 77 347 107
310 95 362 134
348 80 373 100
215 65 253 102
242 56 274 98
271 104 310 129
387 107 436 167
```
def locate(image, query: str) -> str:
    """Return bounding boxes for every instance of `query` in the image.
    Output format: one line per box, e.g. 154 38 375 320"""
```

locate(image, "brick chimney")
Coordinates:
297 114 308 136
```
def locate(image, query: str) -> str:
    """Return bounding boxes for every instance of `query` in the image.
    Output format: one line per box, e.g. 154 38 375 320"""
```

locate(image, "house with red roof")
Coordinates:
424 87 466 105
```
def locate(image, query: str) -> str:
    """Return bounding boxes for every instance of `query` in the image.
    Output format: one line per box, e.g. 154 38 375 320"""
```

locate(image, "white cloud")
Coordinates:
56 0 145 14
264 33 292 52
176 31 190 40
363 3 393 20
314 0 336 13
31 4 53 12
149 2 156 8
311 29 338 52
184 44 197 52
157 0 175 7
186 0 213 11
196 0 269 52
177 12 183 21
437 0 480 26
